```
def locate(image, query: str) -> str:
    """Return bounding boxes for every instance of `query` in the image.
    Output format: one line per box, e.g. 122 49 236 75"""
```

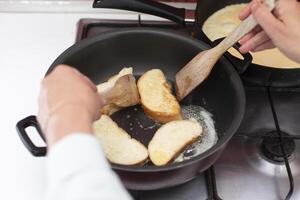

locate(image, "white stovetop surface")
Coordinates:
0 2 196 200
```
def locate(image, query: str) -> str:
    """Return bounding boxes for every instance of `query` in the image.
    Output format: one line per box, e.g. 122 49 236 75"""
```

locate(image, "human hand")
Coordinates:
37 65 104 147
239 0 300 63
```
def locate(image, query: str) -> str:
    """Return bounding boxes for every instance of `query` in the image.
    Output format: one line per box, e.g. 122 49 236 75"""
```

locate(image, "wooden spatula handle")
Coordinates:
175 0 277 101
216 0 276 53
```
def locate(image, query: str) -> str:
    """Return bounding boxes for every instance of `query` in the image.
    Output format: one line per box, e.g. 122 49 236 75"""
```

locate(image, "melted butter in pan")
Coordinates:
174 105 218 163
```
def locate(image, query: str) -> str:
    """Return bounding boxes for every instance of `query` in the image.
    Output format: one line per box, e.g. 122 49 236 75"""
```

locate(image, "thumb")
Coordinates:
251 2 285 43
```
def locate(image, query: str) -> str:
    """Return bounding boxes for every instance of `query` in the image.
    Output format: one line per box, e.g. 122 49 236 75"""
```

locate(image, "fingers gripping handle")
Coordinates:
216 0 276 52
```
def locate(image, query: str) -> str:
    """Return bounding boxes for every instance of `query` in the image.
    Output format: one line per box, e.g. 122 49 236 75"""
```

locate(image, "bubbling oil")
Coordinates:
174 105 218 163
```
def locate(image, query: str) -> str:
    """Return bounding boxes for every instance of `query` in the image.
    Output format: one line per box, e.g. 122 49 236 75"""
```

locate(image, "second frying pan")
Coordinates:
93 0 300 87
194 0 300 87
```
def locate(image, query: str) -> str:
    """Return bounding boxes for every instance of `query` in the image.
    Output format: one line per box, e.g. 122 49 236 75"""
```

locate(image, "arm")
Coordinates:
238 0 300 63
38 65 132 200
45 134 132 200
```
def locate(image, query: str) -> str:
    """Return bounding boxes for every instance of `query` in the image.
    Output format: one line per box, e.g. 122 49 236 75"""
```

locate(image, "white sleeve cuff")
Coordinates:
47 133 111 184
46 133 132 200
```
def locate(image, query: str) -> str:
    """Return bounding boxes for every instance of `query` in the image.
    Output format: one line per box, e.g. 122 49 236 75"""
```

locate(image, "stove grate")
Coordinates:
205 166 222 200
267 87 294 200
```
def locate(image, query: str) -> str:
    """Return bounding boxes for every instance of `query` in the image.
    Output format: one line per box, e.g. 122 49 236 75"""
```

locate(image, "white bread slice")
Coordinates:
148 120 202 166
97 67 133 92
137 69 182 123
97 67 139 115
93 115 148 165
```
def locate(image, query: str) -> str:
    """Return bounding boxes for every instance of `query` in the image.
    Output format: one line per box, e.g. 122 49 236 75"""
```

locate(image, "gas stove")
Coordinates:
76 18 300 200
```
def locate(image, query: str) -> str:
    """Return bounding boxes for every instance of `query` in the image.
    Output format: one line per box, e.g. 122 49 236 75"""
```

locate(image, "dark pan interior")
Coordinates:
49 28 245 171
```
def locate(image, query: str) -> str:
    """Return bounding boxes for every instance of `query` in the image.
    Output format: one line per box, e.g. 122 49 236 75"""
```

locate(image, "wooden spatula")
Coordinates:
175 0 276 101
98 74 140 107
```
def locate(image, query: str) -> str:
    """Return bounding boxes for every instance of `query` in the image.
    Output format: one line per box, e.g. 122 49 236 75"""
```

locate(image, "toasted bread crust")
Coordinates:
97 67 139 115
94 115 148 165
142 105 182 123
100 104 122 115
148 120 202 166
149 136 199 166
137 69 182 123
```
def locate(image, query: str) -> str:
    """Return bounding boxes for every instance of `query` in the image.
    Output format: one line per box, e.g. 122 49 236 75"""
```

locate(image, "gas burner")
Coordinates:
239 132 300 175
212 135 300 199
261 131 296 163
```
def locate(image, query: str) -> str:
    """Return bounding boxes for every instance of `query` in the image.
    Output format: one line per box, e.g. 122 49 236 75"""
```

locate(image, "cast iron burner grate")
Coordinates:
75 17 195 42
205 167 222 200
261 131 296 163
266 87 294 200
234 86 299 200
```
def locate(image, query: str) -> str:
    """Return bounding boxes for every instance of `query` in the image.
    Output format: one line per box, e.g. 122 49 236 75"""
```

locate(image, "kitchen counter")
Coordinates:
0 2 196 200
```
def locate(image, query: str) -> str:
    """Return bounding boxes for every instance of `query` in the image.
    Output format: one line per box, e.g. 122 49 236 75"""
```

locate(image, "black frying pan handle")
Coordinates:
93 0 186 26
212 37 253 74
16 115 47 157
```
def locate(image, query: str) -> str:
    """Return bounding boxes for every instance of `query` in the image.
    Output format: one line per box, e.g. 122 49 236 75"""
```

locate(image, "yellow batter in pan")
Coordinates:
202 4 300 68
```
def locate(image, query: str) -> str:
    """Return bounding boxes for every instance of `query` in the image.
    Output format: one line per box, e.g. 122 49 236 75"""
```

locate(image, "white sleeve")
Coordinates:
45 133 133 200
